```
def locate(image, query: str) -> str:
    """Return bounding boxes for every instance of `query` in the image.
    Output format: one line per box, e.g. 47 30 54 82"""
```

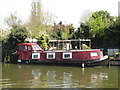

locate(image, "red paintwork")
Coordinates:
16 43 42 60
38 50 100 61
73 50 100 60
16 43 101 61
18 43 38 46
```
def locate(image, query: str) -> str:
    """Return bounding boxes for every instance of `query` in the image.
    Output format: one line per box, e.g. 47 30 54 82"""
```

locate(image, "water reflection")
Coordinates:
47 71 56 82
91 73 108 82
62 72 72 88
32 69 41 80
2 63 118 88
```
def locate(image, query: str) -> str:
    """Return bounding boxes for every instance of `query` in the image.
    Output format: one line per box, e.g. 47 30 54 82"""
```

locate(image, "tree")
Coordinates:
104 17 120 48
2 27 29 62
79 10 115 48
50 22 75 40
27 0 54 38
27 0 43 38
37 34 49 50
6 12 23 29
80 10 92 23
88 10 114 37
76 23 90 39
8 27 29 45
5 13 29 45
2 13 29 62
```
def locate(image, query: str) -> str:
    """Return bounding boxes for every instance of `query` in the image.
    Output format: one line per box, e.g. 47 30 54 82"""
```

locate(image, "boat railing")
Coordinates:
48 39 91 51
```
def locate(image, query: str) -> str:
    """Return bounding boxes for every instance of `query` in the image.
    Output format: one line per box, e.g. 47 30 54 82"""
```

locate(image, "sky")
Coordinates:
0 0 119 29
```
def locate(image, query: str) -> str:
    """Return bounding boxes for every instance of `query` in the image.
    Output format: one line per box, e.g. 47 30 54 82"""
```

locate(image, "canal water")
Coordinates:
0 63 119 89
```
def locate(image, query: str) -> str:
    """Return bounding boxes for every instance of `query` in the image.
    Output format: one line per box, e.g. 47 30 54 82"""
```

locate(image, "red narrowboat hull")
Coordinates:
17 58 108 67
15 49 109 67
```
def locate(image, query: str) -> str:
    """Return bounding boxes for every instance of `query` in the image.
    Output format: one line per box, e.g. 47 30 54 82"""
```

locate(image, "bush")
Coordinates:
2 27 29 62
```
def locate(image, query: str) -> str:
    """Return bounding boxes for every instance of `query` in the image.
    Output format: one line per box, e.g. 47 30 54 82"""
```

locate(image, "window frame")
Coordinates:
63 52 72 59
32 45 41 50
90 52 98 57
32 53 40 59
47 53 55 59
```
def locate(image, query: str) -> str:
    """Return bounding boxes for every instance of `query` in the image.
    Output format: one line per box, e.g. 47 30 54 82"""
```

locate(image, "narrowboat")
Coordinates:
14 42 109 67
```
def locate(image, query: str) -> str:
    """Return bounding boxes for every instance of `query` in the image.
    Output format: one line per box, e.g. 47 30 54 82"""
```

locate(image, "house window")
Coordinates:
32 53 40 59
47 53 55 59
63 53 72 59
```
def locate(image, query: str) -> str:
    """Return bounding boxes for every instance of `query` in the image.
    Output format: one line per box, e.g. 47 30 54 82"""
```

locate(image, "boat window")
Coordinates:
63 53 72 59
90 52 98 57
32 53 40 59
28 46 32 50
47 53 55 59
32 45 41 50
18 45 32 50
18 46 23 50
23 46 27 50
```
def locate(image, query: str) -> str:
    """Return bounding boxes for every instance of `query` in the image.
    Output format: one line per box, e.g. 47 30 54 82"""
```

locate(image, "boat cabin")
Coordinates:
15 39 93 61
17 43 42 51
16 43 42 60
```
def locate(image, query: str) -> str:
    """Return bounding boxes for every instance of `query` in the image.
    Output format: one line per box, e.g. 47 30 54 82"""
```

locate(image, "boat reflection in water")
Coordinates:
32 69 41 80
47 71 56 82
2 63 118 88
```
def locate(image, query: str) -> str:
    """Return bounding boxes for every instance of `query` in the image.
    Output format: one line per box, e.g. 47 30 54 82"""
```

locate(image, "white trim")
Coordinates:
44 49 100 52
18 59 21 62
63 52 72 59
32 53 40 59
100 55 108 60
47 53 55 59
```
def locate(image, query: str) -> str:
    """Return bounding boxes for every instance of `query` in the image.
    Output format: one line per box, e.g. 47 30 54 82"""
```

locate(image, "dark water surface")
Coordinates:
1 63 119 88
